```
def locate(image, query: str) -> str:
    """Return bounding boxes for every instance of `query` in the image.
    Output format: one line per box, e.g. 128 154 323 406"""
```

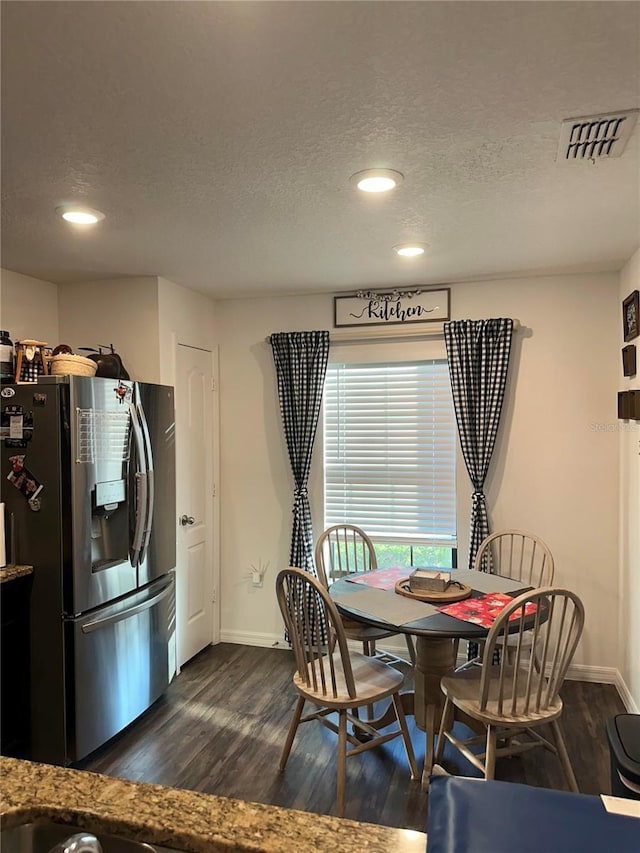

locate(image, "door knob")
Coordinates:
180 514 195 526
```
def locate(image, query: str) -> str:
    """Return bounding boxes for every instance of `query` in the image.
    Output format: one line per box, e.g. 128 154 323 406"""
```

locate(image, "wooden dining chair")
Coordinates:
275 567 418 817
314 524 416 666
434 587 585 791
459 529 556 670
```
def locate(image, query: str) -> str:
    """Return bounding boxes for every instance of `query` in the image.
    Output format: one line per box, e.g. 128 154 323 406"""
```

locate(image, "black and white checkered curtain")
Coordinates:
271 331 330 643
444 319 514 569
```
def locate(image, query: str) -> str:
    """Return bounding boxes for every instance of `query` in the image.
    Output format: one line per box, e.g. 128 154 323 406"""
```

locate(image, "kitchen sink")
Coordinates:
1 822 184 853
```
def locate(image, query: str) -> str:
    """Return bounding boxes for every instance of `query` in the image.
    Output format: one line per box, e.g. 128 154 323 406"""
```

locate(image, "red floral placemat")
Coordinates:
346 565 408 590
436 592 537 628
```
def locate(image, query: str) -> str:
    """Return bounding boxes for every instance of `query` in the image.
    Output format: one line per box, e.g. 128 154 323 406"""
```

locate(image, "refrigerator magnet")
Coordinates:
114 381 131 404
9 412 24 440
7 454 44 503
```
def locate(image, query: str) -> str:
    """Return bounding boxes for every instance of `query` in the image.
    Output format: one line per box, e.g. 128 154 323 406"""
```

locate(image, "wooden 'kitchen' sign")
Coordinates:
334 288 450 329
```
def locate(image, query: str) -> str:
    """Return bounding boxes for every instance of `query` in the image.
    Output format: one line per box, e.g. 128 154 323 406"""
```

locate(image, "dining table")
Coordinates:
329 568 530 789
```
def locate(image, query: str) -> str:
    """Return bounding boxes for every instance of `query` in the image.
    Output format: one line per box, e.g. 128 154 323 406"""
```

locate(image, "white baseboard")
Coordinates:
613 671 639 713
565 663 618 684
220 629 289 649
220 632 639 712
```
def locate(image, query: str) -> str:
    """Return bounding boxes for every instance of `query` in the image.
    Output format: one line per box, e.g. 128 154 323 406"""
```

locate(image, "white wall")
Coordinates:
618 248 640 710
453 274 620 673
58 278 161 383
157 276 219 651
214 293 331 644
215 273 620 671
0 268 59 346
55 275 218 385
157 277 217 386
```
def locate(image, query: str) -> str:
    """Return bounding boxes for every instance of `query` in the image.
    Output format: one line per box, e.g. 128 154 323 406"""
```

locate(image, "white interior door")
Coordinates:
175 344 215 666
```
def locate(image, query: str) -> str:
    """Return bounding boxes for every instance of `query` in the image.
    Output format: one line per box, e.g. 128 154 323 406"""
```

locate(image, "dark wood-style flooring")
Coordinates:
78 643 626 831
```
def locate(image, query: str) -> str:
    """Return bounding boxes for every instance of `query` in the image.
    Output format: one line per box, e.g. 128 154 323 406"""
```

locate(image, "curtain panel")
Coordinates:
444 318 514 569
271 331 330 642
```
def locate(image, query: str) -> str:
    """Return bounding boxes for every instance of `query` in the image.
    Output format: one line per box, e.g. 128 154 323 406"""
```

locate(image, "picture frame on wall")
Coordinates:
622 344 637 377
618 389 640 420
622 289 639 341
618 390 632 419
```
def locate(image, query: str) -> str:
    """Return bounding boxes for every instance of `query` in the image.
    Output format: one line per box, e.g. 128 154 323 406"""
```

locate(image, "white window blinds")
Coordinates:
323 359 457 544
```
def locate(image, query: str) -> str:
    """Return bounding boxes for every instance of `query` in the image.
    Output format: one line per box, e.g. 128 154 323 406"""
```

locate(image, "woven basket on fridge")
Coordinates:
48 354 98 377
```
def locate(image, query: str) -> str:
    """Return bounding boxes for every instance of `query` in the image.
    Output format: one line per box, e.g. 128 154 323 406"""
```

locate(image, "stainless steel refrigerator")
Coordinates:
0 375 176 765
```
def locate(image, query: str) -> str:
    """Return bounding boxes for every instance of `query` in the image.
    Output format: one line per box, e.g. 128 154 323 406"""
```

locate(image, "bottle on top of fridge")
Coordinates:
0 331 14 383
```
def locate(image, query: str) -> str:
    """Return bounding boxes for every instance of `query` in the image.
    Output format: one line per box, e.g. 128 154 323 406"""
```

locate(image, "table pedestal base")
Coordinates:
413 636 456 789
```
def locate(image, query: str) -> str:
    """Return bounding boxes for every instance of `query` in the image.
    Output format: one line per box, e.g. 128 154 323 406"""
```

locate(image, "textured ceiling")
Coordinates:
1 1 639 299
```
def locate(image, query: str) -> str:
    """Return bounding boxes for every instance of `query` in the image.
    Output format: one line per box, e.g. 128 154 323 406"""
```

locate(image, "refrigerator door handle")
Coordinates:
129 402 148 568
80 577 173 634
137 398 155 566
131 471 148 563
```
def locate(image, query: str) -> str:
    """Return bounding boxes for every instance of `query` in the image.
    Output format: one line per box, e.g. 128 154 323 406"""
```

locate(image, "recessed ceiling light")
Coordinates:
393 242 428 257
350 168 404 193
56 205 105 225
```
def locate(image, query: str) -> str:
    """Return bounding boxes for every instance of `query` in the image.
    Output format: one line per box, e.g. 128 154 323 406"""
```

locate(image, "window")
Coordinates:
323 359 457 568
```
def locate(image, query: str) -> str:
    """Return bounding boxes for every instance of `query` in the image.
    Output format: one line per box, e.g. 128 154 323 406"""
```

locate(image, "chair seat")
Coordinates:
441 665 564 726
294 650 404 708
342 618 397 642
476 633 535 649
505 631 535 648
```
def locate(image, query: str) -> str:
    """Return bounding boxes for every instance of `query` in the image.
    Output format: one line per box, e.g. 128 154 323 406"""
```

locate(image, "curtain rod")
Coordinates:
266 319 521 344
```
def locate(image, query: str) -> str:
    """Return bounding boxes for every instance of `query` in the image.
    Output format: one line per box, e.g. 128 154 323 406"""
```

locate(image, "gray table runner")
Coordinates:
333 570 526 628
332 586 437 626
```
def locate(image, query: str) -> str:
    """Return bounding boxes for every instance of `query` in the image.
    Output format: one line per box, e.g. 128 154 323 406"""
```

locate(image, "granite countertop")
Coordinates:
0 757 427 853
0 564 33 583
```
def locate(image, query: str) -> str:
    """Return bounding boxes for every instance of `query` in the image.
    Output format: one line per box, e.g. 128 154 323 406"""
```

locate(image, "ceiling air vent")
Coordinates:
557 110 638 162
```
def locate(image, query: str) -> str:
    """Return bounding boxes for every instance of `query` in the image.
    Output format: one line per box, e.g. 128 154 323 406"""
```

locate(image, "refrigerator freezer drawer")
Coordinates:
67 574 176 762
